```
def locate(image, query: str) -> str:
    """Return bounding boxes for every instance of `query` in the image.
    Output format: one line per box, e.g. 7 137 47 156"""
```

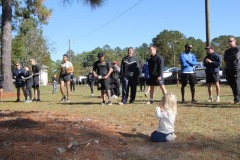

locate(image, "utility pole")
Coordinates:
205 0 210 46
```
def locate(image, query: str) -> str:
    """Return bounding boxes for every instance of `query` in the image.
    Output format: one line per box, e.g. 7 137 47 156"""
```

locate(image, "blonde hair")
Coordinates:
161 93 177 114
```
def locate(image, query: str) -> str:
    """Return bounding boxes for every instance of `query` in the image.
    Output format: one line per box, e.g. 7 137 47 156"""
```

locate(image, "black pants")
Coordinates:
225 70 240 102
70 81 75 92
121 77 137 104
25 82 32 100
89 81 95 94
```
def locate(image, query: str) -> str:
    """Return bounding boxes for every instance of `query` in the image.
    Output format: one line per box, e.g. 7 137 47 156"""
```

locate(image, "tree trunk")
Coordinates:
1 0 13 92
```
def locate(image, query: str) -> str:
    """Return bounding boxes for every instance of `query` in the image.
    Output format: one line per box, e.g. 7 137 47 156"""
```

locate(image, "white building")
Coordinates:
40 65 49 86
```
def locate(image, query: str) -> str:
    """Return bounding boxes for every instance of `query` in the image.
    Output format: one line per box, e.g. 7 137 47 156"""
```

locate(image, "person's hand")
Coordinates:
207 58 212 63
157 77 161 81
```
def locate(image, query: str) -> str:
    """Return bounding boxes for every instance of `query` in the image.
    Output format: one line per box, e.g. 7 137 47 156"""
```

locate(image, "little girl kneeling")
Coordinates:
151 93 177 142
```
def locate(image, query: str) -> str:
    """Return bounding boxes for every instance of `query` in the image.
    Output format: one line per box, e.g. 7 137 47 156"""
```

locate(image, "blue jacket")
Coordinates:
180 52 198 73
142 62 149 79
203 52 221 74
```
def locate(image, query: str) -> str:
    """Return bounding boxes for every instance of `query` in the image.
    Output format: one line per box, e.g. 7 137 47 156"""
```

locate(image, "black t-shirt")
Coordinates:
93 60 111 76
148 53 164 78
24 70 33 84
32 65 40 80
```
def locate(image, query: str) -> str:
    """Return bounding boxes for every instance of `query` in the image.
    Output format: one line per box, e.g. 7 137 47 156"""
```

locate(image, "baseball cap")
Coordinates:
113 60 117 64
205 46 214 50
97 52 104 58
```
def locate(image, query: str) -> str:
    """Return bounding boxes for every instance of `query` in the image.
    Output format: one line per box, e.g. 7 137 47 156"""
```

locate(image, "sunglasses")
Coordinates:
228 41 233 43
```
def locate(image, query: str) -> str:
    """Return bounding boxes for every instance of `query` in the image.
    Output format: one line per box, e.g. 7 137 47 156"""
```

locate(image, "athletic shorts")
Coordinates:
59 74 71 82
32 79 39 88
206 72 220 84
98 78 110 90
147 76 164 86
15 81 25 88
181 73 197 86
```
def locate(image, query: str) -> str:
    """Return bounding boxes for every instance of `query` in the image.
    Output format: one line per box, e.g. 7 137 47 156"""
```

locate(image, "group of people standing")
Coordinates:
11 59 41 103
87 37 240 107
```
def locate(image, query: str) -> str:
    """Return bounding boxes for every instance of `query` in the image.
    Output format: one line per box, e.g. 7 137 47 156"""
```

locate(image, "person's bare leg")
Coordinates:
66 81 71 99
60 81 65 96
160 85 167 95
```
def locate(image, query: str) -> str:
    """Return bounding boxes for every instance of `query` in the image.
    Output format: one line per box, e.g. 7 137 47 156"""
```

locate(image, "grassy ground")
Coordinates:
0 83 239 160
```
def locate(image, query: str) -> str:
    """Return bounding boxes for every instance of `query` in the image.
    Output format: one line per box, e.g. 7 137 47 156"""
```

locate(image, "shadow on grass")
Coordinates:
118 131 240 159
0 110 129 160
179 102 240 108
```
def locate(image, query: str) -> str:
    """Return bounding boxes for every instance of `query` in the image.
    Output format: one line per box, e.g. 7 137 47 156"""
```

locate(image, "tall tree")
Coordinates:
1 0 51 92
1 0 104 92
1 0 12 92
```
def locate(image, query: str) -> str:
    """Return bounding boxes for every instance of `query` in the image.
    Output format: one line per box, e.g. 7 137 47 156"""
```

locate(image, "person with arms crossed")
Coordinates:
204 46 221 102
224 37 240 104
150 93 177 142
59 54 74 102
93 52 113 105
180 44 198 103
30 59 41 102
119 47 140 105
13 63 26 102
146 45 167 104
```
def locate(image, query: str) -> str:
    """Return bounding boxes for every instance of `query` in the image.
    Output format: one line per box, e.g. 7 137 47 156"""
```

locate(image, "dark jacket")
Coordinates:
120 56 140 79
224 46 240 72
148 53 164 78
203 52 221 74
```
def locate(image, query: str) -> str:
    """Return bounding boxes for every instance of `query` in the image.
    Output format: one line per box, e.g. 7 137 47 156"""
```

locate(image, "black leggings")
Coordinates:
25 83 32 100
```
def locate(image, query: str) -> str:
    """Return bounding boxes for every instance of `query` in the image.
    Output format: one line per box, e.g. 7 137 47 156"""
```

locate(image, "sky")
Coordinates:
42 0 240 61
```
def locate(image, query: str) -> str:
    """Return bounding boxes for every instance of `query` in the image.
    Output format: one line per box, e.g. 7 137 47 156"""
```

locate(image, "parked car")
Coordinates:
195 62 206 81
163 67 180 84
77 76 87 85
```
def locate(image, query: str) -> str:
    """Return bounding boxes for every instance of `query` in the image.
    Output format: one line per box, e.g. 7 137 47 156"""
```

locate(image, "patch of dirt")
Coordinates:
0 110 131 160
3 92 16 99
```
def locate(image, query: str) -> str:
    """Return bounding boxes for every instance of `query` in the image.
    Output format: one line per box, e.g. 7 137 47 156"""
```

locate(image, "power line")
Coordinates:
75 0 144 39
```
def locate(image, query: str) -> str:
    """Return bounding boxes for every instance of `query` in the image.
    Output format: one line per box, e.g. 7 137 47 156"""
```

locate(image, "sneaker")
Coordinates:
234 101 240 104
24 99 32 103
101 101 106 105
166 133 176 141
146 101 153 105
107 101 113 105
129 100 134 104
181 99 186 104
65 99 70 103
60 96 66 102
191 99 198 103
118 102 125 105
111 95 117 99
15 99 20 102
36 99 41 102
91 94 94 96
144 93 148 97
32 98 36 102
216 97 220 102
208 97 213 102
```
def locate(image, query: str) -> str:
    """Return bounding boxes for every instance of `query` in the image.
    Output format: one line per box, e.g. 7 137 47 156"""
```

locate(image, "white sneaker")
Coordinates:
216 97 220 102
91 94 94 96
166 133 176 141
208 97 213 102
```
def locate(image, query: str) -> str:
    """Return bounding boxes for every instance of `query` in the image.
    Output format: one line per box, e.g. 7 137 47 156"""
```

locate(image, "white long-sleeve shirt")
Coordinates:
155 107 176 134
